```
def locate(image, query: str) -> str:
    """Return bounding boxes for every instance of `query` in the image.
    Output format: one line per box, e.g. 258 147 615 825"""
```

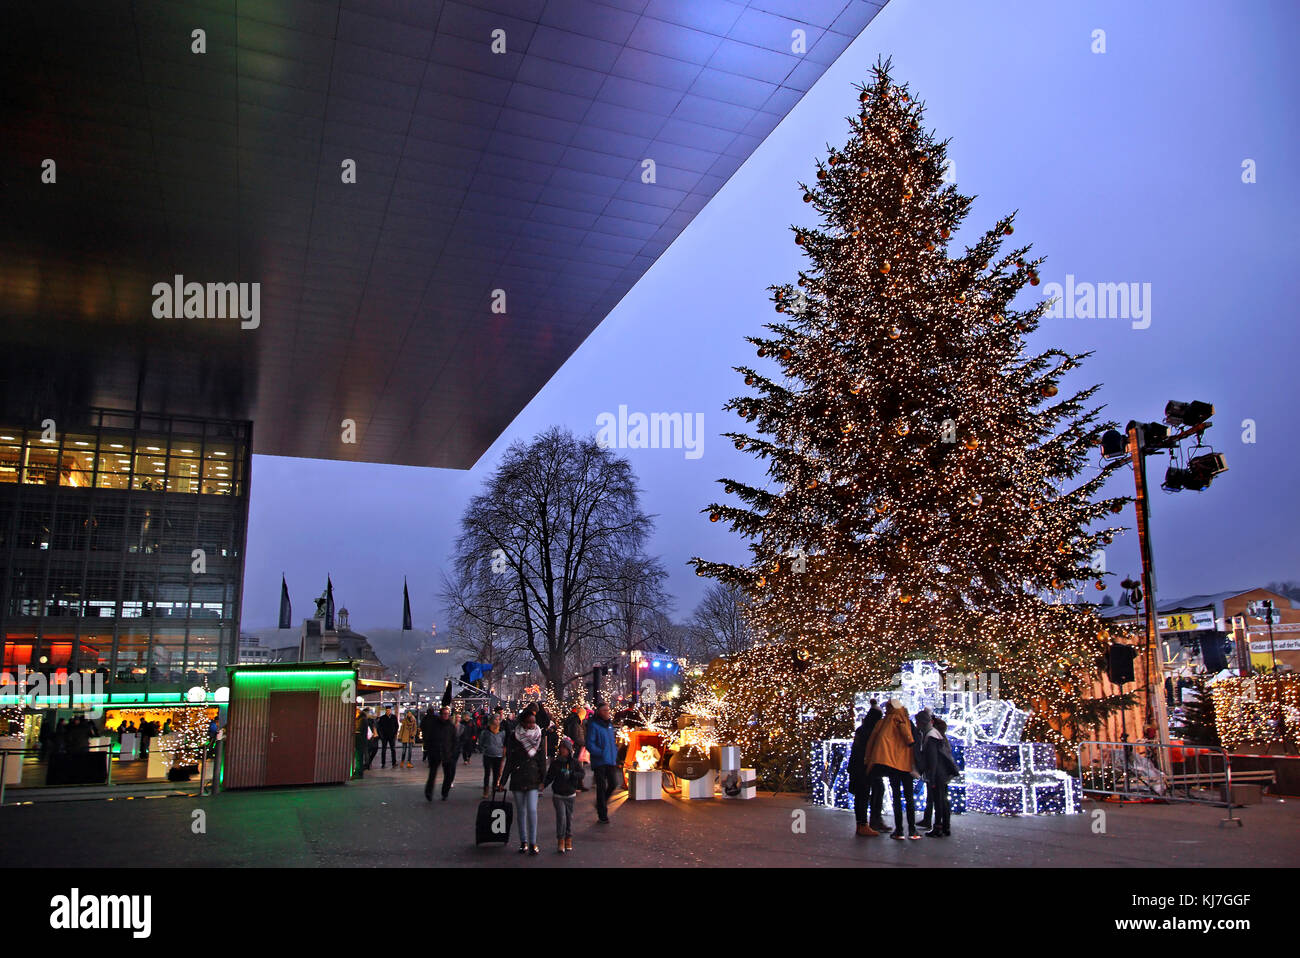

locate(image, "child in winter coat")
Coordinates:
921 717 959 837
544 737 585 854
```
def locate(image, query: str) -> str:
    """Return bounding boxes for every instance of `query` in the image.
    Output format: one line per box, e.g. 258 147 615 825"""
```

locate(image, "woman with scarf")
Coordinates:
500 708 547 855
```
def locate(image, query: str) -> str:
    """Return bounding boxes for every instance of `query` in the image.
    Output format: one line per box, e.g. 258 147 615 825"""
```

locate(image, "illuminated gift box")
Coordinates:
711 745 740 771
629 769 663 800
682 770 715 799
719 768 756 799
964 742 1082 815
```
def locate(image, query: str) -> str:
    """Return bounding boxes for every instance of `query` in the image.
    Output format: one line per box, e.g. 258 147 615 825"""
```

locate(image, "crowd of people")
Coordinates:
847 697 959 839
352 698 624 856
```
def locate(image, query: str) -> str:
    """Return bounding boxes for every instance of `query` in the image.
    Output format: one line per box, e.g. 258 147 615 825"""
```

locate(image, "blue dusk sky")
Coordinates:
241 0 1300 635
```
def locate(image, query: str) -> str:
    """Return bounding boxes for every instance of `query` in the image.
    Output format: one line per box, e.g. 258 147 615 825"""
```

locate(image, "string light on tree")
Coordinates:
690 60 1130 775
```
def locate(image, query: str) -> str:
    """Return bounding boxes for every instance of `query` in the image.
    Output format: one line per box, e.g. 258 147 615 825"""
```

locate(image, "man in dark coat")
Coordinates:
376 706 399 769
423 706 459 801
848 700 882 836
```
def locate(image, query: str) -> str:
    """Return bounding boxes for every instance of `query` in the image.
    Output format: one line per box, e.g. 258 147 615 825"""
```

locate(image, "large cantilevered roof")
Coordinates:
0 0 886 468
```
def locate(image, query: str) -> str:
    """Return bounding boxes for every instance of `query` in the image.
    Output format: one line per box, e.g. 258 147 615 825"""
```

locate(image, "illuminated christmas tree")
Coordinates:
691 61 1129 760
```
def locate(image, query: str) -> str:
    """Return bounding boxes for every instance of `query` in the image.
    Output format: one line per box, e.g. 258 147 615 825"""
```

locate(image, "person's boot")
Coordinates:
558 839 566 854
868 817 887 832
925 827 943 837
565 837 572 852
890 826 904 840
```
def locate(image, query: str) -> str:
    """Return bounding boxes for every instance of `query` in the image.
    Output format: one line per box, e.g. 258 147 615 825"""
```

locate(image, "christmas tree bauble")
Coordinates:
816 169 826 180
1110 502 1124 514
899 594 912 603
795 234 805 246
895 422 910 436
803 193 813 203
940 228 951 239
757 346 766 357
1095 581 1106 591
1004 225 1014 235
968 492 983 506
880 262 891 274
888 327 901 339
1041 384 1059 398
710 513 719 522
780 347 792 360
964 436 979 450
744 374 754 385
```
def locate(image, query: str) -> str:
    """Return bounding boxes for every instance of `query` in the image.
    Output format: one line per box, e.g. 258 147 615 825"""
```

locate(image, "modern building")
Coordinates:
237 632 273 664
0 409 249 707
0 0 890 712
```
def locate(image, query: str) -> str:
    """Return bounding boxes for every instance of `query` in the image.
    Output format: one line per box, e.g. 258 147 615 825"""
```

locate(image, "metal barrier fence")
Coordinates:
1 743 213 806
1075 740 1243 826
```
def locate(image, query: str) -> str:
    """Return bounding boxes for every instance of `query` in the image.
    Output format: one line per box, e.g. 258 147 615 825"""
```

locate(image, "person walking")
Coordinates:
848 699 882 837
564 706 589 790
913 707 934 831
585 702 618 824
500 709 546 856
478 714 506 797
398 709 417 768
864 699 921 840
544 736 584 854
459 713 477 764
921 717 958 837
354 708 374 778
422 705 459 801
376 706 399 769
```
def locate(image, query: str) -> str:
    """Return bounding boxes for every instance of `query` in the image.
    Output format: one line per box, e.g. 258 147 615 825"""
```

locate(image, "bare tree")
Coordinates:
1265 581 1300 603
690 582 755 660
442 427 656 694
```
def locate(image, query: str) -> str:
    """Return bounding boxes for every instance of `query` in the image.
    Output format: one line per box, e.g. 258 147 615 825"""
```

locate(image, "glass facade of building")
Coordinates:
0 408 250 694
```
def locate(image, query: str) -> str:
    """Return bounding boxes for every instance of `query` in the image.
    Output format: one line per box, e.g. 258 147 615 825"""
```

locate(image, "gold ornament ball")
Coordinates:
880 261 891 274
1095 581 1106 591
1041 384 1059 398
888 326 902 339
899 594 912 604
709 512 720 523
964 436 979 450
895 422 910 436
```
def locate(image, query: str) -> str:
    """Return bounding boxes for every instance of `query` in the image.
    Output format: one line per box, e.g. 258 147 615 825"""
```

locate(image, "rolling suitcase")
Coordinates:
476 789 513 845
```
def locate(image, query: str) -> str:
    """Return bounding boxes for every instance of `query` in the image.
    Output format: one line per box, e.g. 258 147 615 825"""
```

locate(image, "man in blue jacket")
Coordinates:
585 702 618 824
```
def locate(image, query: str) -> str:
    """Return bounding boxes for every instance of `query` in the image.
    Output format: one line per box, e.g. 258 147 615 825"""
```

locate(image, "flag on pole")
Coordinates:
441 680 453 708
402 578 412 631
278 575 292 630
325 575 335 631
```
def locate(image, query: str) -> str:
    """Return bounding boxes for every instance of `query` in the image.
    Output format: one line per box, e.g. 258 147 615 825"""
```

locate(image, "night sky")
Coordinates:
241 0 1300 638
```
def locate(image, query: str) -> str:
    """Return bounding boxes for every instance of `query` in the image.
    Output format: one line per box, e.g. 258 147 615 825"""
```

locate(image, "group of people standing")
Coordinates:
848 698 959 839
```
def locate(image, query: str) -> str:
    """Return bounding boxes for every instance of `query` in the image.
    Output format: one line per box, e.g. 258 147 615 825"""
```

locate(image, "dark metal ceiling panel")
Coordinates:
0 0 887 468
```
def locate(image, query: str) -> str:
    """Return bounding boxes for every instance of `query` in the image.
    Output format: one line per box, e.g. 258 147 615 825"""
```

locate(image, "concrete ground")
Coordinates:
3 755 1296 868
